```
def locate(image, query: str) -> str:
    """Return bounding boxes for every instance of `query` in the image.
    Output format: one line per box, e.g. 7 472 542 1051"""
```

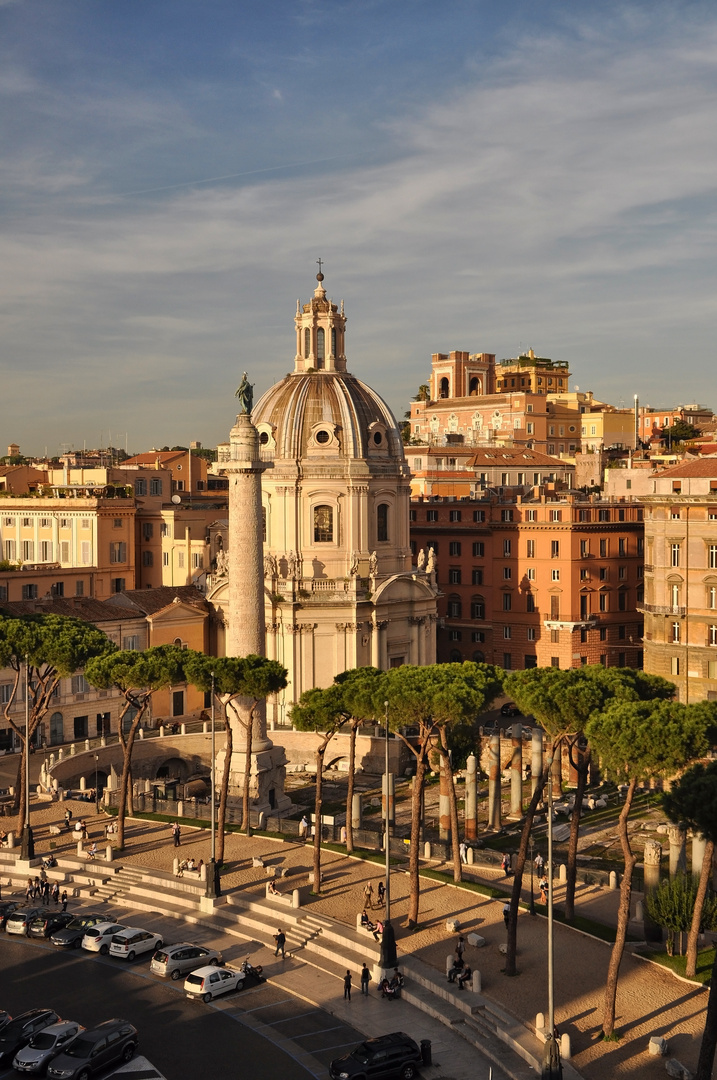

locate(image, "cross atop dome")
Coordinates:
293 265 347 374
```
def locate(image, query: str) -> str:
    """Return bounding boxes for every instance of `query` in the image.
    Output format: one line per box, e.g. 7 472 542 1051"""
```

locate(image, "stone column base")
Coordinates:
216 744 292 816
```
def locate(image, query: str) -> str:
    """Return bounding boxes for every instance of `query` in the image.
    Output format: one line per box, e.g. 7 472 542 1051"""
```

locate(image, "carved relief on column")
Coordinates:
299 623 317 633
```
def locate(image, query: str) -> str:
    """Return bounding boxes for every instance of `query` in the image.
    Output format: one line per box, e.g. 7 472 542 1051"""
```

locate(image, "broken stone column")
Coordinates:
465 754 477 840
692 833 707 880
438 759 450 841
551 744 562 799
668 824 687 877
510 724 523 817
351 793 362 831
531 728 543 796
643 838 663 942
488 734 502 831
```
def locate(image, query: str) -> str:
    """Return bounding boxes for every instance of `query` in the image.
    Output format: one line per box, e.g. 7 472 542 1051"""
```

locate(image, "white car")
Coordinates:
109 927 163 961
184 965 245 1002
82 922 126 955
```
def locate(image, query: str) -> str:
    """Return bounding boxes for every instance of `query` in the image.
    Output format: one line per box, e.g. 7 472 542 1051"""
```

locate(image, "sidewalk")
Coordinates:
4 797 709 1079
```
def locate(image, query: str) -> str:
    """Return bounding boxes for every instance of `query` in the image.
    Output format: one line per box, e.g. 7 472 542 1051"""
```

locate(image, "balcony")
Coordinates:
638 603 686 616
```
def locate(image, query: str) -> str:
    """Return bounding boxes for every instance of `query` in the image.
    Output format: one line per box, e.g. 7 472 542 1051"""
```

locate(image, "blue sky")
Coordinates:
1 0 715 454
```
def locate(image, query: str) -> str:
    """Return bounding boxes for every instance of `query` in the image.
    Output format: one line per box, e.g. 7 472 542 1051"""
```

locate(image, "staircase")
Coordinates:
88 866 144 905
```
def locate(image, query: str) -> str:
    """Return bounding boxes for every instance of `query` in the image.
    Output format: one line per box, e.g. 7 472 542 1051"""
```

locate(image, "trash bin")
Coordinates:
420 1039 432 1066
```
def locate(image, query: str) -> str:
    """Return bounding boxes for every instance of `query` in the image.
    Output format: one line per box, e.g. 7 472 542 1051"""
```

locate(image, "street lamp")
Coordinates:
20 656 34 860
528 835 536 916
542 751 562 1080
206 671 217 899
379 698 397 972
94 755 100 815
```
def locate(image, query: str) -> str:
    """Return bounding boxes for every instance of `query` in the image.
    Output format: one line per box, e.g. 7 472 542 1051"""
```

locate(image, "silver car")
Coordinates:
150 942 224 981
13 1021 84 1074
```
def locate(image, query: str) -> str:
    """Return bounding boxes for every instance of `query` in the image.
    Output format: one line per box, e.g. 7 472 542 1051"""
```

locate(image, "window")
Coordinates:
619 566 627 580
550 629 560 644
503 540 511 557
449 568 461 584
150 477 162 495
22 517 31 527
81 541 91 565
471 630 485 643
671 622 681 643
51 581 64 597
71 675 90 695
600 539 608 558
473 542 484 557
600 626 607 641
526 540 535 558
600 566 608 581
471 569 483 585
75 580 84 596
550 596 560 619
21 584 38 600
526 509 536 522
192 553 203 569
503 626 512 640
501 509 513 522
110 542 127 564
671 544 681 568
142 551 153 567
22 540 34 561
113 518 123 529
449 541 461 556
123 635 139 651
551 569 560 581
503 593 512 611
580 594 589 619
448 597 462 618
579 510 591 523
551 510 562 522
449 509 461 522
112 577 125 593
527 567 536 580
671 507 681 519
377 503 389 542
4 539 15 560
580 540 589 558
709 587 717 610
503 566 512 580
142 522 154 541
672 583 680 610
551 541 560 558
473 510 485 522
527 422 534 435
503 653 512 670
709 546 717 570
618 591 628 611
471 597 485 619
163 552 169 567
671 656 680 676
526 594 535 612
313 505 333 542
73 715 88 739
580 568 589 581
551 657 560 668
160 523 170 537
427 510 438 522
316 327 325 365
710 626 717 647
527 627 536 641
426 540 438 553
449 630 462 642
177 551 185 569
409 510 416 522
618 538 627 557
304 327 310 358
599 592 609 612
135 479 147 496
599 509 610 522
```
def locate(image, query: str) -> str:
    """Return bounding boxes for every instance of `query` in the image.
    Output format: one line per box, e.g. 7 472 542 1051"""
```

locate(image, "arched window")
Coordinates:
304 327 310 359
469 377 480 395
314 505 333 542
316 328 325 368
377 503 389 542
49 712 64 746
331 327 337 356
449 649 462 662
439 377 449 398
472 650 485 663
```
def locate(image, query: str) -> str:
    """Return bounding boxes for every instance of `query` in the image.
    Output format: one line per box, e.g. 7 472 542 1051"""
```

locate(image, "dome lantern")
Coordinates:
294 266 347 374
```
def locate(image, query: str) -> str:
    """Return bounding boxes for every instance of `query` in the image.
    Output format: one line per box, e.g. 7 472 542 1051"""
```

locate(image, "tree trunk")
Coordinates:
116 711 146 850
564 747 590 922
601 776 638 1039
312 744 327 894
505 761 550 976
438 727 462 883
346 721 358 854
408 743 428 929
216 712 233 866
696 947 717 1080
243 705 253 836
686 839 714 979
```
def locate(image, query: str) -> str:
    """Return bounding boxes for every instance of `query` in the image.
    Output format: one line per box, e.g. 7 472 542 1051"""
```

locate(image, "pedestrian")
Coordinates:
459 840 468 864
51 882 59 905
457 964 472 991
535 852 544 875
274 929 286 958
61 890 68 912
25 879 33 904
377 880 385 907
503 902 511 929
174 823 181 847
343 970 352 1001
64 809 72 831
539 876 548 904
360 963 370 995
299 815 308 842
456 935 465 960
33 876 41 898
363 881 374 909
501 853 511 876
42 880 50 904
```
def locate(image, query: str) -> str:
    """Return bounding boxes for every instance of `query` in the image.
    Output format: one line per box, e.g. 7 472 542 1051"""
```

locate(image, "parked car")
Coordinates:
12 1020 85 1075
81 923 126 956
46 1019 137 1080
0 901 19 930
0 1012 10 1032
109 928 163 962
0 1010 60 1067
500 702 522 717
28 912 75 939
184 964 245 1002
151 942 223 980
329 1032 422 1080
5 909 48 937
51 915 105 949
481 720 500 736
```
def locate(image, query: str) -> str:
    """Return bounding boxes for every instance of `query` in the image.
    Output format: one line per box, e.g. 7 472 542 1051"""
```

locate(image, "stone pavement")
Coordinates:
3 797 711 1079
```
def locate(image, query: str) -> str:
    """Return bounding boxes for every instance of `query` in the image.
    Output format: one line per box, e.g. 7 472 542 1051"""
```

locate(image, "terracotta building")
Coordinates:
639 457 717 703
411 493 644 670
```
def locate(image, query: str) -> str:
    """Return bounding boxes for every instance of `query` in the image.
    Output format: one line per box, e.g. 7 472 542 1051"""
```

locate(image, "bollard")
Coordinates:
84 739 90 752
292 889 301 909
105 845 113 862
58 747 64 760
203 721 208 734
200 863 206 881
424 841 432 859
77 841 84 857
138 729 144 740
100 736 106 747
446 954 454 976
472 970 481 993
258 812 266 831
636 901 644 921
70 744 76 755
559 863 567 882
6 831 14 849
79 776 86 791
181 723 186 735
177 801 184 818
351 792 362 830
609 870 618 889
173 858 179 876
560 1033 571 1060
159 725 165 738
535 1011 545 1033
467 847 474 865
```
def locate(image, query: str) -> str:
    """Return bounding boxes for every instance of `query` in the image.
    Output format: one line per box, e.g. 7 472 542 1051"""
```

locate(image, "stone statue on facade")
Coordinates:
417 547 426 572
426 547 437 575
369 550 378 576
349 551 360 576
287 550 299 578
235 371 254 415
215 549 229 576
263 553 277 578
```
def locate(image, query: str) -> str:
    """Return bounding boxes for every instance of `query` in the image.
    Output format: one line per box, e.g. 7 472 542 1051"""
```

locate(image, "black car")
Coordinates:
0 1009 60 1065
47 1019 137 1080
50 914 105 948
0 1011 10 1032
0 901 19 929
500 702 522 717
329 1032 422 1080
28 911 75 939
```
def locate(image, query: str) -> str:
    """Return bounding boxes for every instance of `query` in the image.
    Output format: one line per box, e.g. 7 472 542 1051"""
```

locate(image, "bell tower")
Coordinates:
293 263 347 373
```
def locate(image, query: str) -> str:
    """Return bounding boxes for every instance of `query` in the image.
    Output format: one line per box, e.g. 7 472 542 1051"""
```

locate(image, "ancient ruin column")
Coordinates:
510 723 523 817
439 758 451 841
488 734 502 831
643 838 663 942
531 727 543 796
668 824 687 877
465 754 477 840
351 793 362 831
692 833 707 881
551 744 562 799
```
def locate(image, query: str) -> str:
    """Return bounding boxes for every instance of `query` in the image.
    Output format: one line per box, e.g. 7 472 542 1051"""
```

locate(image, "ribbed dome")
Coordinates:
252 371 405 462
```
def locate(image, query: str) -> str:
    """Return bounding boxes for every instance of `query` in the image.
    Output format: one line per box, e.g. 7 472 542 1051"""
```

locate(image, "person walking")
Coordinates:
299 815 309 842
456 935 465 961
51 882 59 905
173 822 181 847
535 852 544 875
61 890 68 912
360 963 370 996
343 970 352 1001
363 881 374 909
503 902 511 929
459 840 468 864
274 929 286 958
377 880 385 908
64 809 72 831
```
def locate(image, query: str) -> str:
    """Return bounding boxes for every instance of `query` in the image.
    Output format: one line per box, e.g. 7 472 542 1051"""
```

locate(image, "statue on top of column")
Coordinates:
235 372 254 414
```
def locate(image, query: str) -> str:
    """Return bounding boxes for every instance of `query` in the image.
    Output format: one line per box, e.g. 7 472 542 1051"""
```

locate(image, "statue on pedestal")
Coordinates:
235 372 254 415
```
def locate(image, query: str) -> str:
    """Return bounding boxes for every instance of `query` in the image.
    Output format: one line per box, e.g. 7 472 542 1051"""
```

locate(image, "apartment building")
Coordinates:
406 446 574 499
639 457 717 703
411 493 644 670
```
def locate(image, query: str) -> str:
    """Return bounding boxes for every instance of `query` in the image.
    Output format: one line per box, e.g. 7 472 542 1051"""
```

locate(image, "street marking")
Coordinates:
243 997 293 1013
268 1010 327 1025
292 1025 349 1038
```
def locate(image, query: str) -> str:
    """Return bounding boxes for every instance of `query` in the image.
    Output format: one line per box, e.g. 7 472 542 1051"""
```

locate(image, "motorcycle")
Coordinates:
241 958 265 983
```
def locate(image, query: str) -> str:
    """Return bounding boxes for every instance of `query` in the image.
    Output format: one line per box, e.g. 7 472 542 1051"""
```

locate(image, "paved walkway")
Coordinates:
4 798 710 1079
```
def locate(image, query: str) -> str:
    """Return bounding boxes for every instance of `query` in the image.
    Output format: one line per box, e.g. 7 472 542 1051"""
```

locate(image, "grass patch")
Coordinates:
635 945 715 985
419 866 505 899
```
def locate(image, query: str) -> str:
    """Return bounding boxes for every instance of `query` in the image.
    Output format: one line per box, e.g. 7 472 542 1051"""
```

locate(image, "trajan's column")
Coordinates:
219 374 290 814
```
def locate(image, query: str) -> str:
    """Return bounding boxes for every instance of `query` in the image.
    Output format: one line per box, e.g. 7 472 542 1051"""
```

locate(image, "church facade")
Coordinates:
208 272 439 724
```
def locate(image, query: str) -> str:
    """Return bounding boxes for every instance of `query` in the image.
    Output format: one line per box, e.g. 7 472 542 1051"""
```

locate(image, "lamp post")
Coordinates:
379 699 397 972
206 671 217 899
542 751 562 1080
94 755 99 814
528 835 536 916
21 656 34 860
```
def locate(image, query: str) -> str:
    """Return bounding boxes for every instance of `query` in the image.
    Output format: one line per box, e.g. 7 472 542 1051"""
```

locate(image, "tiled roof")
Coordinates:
0 597 125 622
466 448 569 467
104 585 209 616
658 456 717 479
122 452 183 465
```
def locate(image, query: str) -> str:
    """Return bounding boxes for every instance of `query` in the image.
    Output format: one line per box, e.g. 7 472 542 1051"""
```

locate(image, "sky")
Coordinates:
0 0 716 456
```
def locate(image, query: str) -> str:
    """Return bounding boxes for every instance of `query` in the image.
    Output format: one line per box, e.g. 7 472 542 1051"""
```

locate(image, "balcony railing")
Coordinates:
638 603 686 616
